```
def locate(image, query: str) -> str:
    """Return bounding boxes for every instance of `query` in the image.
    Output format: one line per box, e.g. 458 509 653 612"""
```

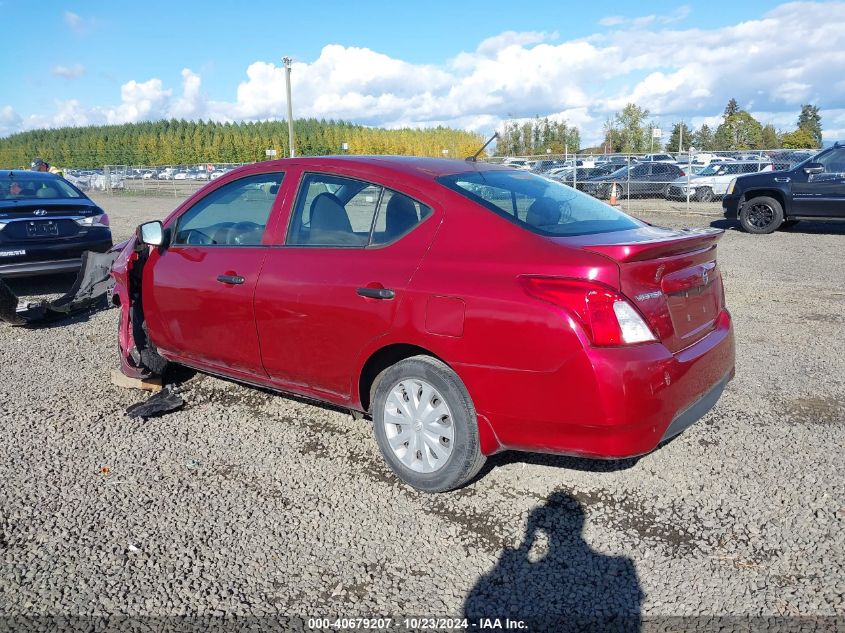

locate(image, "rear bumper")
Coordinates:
0 258 82 277
456 310 736 458
0 237 112 278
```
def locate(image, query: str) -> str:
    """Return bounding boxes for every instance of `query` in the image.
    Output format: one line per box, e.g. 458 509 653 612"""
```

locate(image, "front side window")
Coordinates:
287 173 432 247
438 170 642 237
173 172 282 246
813 148 845 175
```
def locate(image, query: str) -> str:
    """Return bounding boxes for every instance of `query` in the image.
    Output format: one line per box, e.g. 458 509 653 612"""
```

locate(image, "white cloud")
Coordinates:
0 105 22 137
600 5 691 29
6 2 845 145
97 78 172 124
51 64 86 79
63 10 100 35
63 11 82 30
170 69 205 119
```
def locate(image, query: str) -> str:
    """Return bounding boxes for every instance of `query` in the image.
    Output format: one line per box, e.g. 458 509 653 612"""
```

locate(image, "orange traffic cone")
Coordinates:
609 183 618 206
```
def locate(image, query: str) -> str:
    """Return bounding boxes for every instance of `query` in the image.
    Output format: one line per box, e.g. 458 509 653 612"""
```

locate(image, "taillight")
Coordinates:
678 170 685 176
521 277 656 346
75 213 110 228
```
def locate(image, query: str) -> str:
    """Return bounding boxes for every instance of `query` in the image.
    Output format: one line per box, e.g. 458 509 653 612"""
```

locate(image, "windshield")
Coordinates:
697 164 725 176
437 170 643 237
1 176 83 200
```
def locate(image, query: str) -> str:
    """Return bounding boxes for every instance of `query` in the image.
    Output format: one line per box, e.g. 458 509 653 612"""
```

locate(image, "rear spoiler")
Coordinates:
583 228 723 263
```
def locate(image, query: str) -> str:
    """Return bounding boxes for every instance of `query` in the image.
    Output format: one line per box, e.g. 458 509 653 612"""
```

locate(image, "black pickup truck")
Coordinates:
722 142 845 233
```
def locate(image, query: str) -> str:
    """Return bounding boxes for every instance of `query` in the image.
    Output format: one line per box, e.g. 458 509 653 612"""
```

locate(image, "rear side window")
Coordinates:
438 170 642 237
173 172 282 246
371 190 432 246
287 173 431 247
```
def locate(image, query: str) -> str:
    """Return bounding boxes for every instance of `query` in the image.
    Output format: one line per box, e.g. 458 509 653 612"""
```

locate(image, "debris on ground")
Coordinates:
110 368 162 392
125 385 184 419
0 251 118 326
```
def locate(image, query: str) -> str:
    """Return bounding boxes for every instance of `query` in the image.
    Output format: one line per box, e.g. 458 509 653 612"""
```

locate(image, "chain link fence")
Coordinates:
66 163 251 197
61 150 819 216
483 149 816 214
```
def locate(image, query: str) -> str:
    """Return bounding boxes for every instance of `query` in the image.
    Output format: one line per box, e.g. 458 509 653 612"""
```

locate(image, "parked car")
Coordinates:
0 171 112 277
638 153 676 162
666 160 774 202
113 157 735 492
723 142 845 233
582 162 686 199
547 166 617 190
501 158 531 170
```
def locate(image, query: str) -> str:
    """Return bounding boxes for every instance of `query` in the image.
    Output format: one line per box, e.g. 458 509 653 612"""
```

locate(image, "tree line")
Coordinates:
0 119 487 168
600 100 823 155
494 118 581 156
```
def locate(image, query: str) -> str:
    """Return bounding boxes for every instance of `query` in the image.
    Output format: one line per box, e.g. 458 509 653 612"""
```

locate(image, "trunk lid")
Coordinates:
0 200 99 242
553 225 726 352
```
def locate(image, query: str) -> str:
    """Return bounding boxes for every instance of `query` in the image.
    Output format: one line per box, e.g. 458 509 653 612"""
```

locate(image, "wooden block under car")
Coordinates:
110 369 162 392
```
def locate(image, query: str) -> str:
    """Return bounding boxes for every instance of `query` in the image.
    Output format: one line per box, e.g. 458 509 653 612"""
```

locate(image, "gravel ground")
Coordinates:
1 193 843 628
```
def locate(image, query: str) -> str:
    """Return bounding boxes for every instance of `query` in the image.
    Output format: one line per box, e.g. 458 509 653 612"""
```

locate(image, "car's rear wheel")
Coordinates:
696 187 714 203
740 196 783 234
371 355 485 492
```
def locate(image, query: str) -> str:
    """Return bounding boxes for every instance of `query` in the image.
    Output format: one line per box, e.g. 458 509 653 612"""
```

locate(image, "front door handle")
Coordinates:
217 274 245 285
356 287 395 300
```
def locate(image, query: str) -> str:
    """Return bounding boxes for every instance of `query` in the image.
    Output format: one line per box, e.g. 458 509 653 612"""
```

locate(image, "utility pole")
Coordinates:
678 123 684 154
283 57 295 157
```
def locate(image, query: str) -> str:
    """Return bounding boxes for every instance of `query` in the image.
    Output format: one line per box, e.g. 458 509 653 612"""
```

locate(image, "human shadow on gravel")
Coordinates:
464 490 642 632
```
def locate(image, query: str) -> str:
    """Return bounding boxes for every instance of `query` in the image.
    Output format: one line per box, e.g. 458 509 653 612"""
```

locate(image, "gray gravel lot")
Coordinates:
1 192 843 626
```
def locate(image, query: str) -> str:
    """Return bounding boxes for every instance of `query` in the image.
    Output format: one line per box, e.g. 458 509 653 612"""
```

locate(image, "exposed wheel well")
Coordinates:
358 343 444 413
744 189 787 213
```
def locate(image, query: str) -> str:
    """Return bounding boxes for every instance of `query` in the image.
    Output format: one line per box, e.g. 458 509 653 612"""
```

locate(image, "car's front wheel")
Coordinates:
740 196 783 234
696 187 714 203
372 355 485 492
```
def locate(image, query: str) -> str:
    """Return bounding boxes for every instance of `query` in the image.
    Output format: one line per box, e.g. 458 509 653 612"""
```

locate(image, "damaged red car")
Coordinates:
112 156 735 492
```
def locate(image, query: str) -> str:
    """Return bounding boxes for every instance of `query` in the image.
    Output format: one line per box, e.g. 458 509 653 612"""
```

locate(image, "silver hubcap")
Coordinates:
382 378 454 473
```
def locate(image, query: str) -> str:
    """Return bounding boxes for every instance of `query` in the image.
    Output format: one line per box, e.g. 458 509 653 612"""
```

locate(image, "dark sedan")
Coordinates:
0 171 112 277
582 162 685 199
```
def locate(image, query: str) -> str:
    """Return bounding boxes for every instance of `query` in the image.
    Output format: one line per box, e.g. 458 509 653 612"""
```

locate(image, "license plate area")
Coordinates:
26 221 60 237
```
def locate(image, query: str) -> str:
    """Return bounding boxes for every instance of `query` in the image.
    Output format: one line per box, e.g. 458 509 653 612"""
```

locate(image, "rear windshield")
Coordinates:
438 170 642 237
1 176 82 200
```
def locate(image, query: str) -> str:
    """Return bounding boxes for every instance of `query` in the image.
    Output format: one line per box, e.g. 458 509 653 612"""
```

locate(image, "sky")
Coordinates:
1 0 844 146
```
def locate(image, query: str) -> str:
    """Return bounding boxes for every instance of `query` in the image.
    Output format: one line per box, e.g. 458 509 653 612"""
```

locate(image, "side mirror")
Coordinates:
804 162 824 175
137 221 164 246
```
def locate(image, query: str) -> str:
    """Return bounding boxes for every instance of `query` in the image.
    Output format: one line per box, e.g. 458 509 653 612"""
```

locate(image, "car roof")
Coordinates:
3 169 63 180
247 155 516 181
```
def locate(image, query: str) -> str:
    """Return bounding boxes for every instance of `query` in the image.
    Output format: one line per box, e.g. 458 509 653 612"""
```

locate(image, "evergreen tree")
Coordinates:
797 104 822 148
692 124 715 151
666 122 693 153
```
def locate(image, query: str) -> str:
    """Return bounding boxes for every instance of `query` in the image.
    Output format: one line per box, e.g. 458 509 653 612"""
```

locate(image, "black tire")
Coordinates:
371 355 485 492
739 196 783 234
696 187 714 203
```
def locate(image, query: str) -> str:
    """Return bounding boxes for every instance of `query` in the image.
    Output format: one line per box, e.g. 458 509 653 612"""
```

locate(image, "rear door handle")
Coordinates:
356 287 395 300
217 274 245 285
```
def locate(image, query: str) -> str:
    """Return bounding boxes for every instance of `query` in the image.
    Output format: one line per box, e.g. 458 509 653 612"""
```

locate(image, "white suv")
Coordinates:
666 160 773 202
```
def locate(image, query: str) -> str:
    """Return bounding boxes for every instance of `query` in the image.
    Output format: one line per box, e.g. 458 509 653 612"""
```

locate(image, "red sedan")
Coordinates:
112 156 735 492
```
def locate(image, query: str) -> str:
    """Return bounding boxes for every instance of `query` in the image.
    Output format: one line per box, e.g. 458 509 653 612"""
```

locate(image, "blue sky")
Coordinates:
2 1 843 143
